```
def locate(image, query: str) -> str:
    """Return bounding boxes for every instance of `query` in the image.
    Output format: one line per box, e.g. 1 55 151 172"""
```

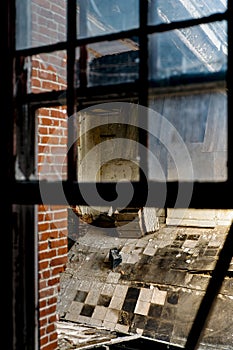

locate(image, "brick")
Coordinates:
50 256 67 266
40 340 57 350
40 335 49 346
39 261 49 270
48 277 60 286
46 323 55 334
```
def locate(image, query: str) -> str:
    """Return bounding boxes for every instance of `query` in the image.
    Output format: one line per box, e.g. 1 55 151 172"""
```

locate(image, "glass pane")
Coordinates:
37 106 68 182
76 38 139 87
75 103 140 222
149 21 227 83
76 104 140 184
30 51 67 94
148 0 227 25
77 0 139 39
16 0 67 50
148 90 227 182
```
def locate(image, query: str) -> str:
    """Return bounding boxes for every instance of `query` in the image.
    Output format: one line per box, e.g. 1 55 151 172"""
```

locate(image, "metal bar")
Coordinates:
78 0 88 88
19 71 225 108
11 180 233 208
13 205 38 350
227 1 233 181
15 12 227 58
67 0 77 181
138 0 149 183
147 11 227 35
0 0 15 349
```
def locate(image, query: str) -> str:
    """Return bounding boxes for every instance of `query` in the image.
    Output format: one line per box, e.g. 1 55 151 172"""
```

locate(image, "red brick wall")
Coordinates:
36 105 68 350
38 204 68 350
30 1 68 349
36 104 68 350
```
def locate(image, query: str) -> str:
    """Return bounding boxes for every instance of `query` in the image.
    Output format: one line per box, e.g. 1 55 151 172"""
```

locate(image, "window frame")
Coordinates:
13 2 232 209
2 1 233 349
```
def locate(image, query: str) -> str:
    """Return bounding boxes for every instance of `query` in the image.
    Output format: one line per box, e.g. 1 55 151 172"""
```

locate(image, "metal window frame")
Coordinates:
12 5 232 209
2 0 233 349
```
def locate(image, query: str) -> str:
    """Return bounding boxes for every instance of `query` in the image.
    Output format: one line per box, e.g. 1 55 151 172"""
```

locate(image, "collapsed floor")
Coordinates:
57 223 233 349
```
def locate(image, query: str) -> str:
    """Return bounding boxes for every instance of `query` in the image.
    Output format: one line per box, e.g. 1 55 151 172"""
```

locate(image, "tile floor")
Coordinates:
57 224 233 349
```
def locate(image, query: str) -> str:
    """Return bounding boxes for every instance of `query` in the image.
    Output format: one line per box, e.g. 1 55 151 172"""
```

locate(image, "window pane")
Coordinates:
15 105 68 182
37 107 68 182
77 104 139 184
30 51 67 94
77 0 139 39
149 21 227 83
16 0 67 50
76 103 141 229
148 0 227 25
148 90 227 182
76 38 139 87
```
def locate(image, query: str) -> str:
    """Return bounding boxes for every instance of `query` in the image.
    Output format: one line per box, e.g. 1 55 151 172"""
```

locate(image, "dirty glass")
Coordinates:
76 0 139 39
148 0 227 25
28 51 67 94
149 21 227 82
148 21 227 183
13 1 233 350
75 38 139 87
36 107 68 182
148 90 227 183
14 104 68 181
16 0 67 50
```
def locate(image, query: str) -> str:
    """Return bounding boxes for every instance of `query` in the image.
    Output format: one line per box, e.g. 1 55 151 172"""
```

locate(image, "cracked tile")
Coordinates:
109 296 124 310
106 272 121 284
134 300 150 316
126 254 140 264
102 284 116 297
65 301 83 322
115 323 129 333
85 290 101 306
105 309 119 323
151 288 167 305
138 288 153 302
91 305 107 321
143 246 157 256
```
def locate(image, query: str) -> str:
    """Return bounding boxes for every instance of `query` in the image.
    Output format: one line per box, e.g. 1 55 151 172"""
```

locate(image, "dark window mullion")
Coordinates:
1 0 15 348
148 11 227 35
11 180 233 207
14 11 227 58
227 0 233 181
67 0 78 182
138 0 149 187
